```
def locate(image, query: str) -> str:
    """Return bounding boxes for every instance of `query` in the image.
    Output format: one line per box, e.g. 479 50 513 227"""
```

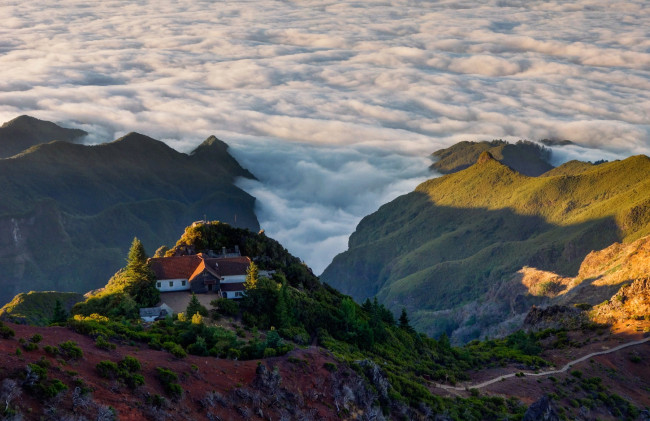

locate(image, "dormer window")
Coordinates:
169 281 173 287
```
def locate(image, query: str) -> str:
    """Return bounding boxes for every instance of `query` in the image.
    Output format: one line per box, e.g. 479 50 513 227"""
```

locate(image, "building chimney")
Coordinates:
221 247 226 256
234 245 240 254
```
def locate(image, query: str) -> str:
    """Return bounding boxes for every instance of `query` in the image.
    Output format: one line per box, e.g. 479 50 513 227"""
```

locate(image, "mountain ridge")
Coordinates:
0 118 259 306
322 150 650 341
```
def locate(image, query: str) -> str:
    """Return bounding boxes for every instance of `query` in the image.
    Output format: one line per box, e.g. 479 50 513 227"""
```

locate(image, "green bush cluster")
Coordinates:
23 359 68 398
156 367 182 400
0 321 15 339
96 356 144 389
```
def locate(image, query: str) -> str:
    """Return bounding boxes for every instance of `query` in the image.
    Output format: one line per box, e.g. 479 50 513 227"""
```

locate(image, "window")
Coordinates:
157 282 161 288
222 292 228 298
169 281 173 287
182 280 186 287
235 291 244 297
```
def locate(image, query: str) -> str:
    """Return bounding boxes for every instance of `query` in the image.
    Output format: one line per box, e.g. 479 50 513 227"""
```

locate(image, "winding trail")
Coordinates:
432 337 650 391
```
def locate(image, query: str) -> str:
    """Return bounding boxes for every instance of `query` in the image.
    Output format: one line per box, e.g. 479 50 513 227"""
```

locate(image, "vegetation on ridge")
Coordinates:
322 151 650 341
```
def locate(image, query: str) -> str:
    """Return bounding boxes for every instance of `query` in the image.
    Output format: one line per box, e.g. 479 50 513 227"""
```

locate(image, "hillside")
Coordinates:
0 221 647 420
430 140 553 176
321 151 650 341
0 291 84 326
0 125 259 306
0 115 87 158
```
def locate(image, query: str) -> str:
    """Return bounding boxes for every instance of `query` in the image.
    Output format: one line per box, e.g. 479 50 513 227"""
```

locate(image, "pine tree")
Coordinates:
398 308 415 334
274 280 291 329
50 299 68 324
186 292 208 317
243 261 259 290
124 237 159 307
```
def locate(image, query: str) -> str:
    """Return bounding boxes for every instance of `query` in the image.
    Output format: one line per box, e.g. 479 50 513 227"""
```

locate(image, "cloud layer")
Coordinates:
0 0 648 272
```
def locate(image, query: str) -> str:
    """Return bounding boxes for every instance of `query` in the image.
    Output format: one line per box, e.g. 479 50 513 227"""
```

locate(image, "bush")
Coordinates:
95 335 116 350
59 341 83 360
30 334 43 343
156 367 182 400
0 323 15 339
96 361 119 379
163 341 187 359
44 345 59 356
23 342 38 352
119 356 141 372
323 362 337 372
211 298 239 316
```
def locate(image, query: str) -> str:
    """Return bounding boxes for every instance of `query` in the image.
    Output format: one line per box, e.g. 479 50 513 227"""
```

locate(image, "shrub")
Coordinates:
211 298 239 316
23 342 38 352
119 355 141 372
263 347 277 358
96 361 119 379
95 335 116 350
191 313 203 325
156 367 182 400
323 362 338 372
163 342 187 359
59 341 83 360
0 323 15 339
44 345 59 356
30 334 43 343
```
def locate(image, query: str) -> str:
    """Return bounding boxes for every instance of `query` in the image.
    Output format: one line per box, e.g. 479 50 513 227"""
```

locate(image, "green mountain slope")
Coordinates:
0 291 83 325
431 139 553 176
0 129 259 306
0 115 87 158
321 152 650 340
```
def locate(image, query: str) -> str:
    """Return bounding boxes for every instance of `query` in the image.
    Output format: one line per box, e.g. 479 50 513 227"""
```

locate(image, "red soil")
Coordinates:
0 323 345 420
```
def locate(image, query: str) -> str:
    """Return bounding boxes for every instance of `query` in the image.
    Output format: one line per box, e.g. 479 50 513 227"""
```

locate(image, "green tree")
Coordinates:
243 261 259 290
124 238 159 307
398 308 415 334
340 298 357 334
273 280 291 329
50 299 68 324
186 293 208 317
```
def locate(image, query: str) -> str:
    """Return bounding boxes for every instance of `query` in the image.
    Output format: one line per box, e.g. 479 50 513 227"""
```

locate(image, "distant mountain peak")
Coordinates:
0 115 88 158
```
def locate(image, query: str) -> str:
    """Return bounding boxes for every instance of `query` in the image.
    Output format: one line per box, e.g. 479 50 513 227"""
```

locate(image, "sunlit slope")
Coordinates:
321 153 650 336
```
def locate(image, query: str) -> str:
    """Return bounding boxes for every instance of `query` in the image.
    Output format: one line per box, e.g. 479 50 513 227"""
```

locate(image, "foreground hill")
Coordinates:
1 220 647 420
0 115 87 158
321 151 650 340
0 125 259 306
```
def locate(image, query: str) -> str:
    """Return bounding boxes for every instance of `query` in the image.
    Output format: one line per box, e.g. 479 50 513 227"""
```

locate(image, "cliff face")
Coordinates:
0 122 259 305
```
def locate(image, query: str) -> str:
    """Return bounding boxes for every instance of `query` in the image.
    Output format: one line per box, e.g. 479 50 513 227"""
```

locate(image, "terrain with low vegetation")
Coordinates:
0 220 647 420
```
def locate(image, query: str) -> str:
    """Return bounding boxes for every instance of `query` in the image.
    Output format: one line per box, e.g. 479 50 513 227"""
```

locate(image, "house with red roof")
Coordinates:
149 253 253 299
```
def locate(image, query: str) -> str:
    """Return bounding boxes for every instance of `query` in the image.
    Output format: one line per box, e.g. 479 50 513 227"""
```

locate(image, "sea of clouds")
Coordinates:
0 0 648 273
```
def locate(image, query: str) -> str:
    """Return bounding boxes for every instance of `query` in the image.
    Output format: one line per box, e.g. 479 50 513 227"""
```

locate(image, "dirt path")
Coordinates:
432 337 650 391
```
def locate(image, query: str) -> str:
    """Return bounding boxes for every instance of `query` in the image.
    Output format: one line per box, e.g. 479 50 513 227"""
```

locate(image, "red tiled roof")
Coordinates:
150 254 252 280
205 256 251 277
188 260 221 282
150 255 202 280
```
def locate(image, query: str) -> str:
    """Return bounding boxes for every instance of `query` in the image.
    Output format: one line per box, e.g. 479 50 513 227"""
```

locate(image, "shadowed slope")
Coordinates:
0 131 259 305
0 115 87 158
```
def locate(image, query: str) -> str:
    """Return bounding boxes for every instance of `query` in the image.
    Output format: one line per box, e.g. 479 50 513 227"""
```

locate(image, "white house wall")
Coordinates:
156 278 191 292
221 275 246 284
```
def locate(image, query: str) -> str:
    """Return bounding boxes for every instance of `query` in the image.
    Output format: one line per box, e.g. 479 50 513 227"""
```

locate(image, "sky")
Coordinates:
0 0 648 273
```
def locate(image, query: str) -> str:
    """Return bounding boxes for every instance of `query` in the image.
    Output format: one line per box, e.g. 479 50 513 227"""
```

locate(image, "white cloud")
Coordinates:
0 0 648 272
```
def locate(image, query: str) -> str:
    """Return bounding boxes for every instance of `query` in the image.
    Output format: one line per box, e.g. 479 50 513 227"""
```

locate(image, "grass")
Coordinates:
0 291 84 326
322 154 650 337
